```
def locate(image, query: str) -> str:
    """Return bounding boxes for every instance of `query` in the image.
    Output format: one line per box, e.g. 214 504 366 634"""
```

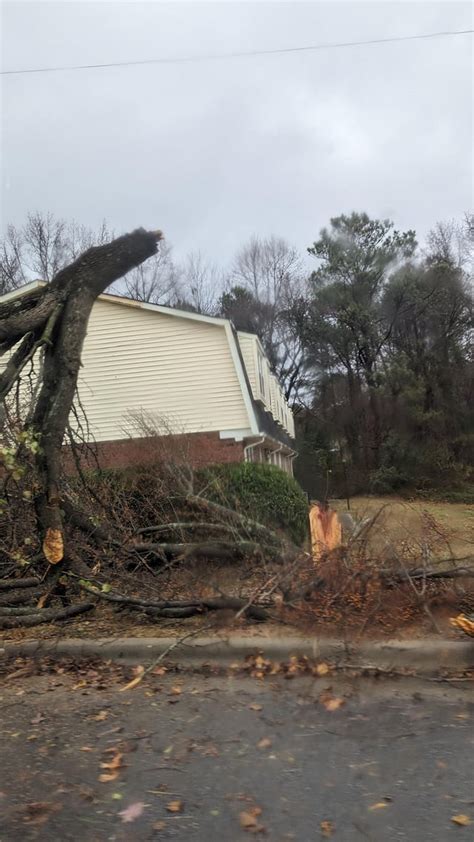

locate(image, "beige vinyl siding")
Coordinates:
287 407 295 438
269 374 280 422
75 299 250 442
237 332 257 395
235 331 296 439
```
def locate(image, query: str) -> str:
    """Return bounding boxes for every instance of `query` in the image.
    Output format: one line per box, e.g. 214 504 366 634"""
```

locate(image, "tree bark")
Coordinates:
0 601 94 628
0 228 163 562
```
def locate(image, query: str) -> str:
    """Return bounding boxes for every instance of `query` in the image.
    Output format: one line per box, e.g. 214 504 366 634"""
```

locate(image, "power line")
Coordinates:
2 28 473 76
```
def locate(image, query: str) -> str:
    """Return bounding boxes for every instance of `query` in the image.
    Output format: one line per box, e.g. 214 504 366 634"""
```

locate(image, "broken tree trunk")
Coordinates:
0 228 163 564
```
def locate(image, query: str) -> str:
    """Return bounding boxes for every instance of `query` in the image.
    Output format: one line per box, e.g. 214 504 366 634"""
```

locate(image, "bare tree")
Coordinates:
226 235 307 401
426 217 474 273
232 235 303 308
122 240 181 304
0 211 113 293
0 224 26 292
176 250 223 314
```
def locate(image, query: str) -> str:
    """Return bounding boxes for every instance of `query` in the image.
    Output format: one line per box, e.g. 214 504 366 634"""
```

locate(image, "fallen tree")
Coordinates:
2 227 471 637
0 227 298 627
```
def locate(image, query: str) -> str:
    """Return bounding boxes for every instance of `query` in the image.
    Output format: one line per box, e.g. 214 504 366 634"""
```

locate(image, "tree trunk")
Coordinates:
1 228 163 562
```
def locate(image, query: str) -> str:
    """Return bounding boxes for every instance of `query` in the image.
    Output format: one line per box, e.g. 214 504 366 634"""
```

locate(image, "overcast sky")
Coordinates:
1 1 473 266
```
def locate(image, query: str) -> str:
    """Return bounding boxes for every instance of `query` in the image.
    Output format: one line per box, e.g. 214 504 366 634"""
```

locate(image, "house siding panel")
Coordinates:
76 299 250 442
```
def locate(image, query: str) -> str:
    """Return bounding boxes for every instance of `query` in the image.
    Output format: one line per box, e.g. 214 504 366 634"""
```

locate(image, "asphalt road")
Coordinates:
1 663 473 841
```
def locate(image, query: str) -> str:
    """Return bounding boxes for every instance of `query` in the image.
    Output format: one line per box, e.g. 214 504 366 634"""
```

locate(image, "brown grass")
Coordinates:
333 496 474 562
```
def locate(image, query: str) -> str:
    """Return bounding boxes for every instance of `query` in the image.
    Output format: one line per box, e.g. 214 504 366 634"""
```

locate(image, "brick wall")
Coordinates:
63 431 245 473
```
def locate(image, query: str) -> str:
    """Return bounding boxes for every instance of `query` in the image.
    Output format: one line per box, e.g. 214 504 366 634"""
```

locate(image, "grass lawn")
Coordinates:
332 496 474 561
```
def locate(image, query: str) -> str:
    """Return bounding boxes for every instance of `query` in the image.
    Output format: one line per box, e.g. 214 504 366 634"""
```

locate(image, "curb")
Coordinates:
1 636 473 675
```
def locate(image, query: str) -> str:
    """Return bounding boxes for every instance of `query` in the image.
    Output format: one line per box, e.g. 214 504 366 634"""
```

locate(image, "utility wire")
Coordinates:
1 28 473 76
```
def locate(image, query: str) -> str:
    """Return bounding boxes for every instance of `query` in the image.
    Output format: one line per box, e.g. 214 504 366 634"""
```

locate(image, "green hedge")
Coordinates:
196 462 309 545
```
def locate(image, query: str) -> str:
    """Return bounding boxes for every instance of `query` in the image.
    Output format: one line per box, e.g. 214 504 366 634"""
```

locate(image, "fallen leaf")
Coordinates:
23 802 61 826
166 800 183 813
170 686 182 695
254 656 267 669
92 710 109 722
240 811 258 829
249 704 263 711
315 662 330 676
369 801 390 811
319 692 345 712
152 666 167 676
118 801 146 823
321 819 334 837
80 746 94 752
30 713 45 725
239 806 263 832
99 773 119 783
99 750 123 783
451 814 471 826
153 821 166 831
257 737 272 750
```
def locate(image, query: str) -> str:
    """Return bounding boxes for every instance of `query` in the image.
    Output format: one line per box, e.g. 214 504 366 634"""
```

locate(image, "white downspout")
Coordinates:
244 436 265 463
267 442 284 466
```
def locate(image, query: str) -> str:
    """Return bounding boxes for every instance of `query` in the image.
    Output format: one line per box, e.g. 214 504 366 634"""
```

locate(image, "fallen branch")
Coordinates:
62 499 121 546
75 579 269 621
0 577 41 591
131 539 282 563
185 495 284 547
0 601 94 628
386 564 474 583
0 590 43 607
136 522 239 537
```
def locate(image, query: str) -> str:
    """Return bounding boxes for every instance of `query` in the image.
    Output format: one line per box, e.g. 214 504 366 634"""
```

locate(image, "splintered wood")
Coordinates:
309 503 342 561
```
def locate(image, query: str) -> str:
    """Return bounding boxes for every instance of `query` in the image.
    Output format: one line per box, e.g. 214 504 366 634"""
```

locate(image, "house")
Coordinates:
0 282 297 473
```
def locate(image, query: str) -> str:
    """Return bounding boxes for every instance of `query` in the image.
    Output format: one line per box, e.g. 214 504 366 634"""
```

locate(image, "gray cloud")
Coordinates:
1 1 472 265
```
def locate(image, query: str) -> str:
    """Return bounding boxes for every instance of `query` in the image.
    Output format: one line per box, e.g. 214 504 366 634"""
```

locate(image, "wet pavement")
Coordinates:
1 663 473 840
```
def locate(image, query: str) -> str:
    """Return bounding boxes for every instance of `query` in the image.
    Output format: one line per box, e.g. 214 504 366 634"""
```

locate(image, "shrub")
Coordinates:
196 462 309 545
368 465 407 495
